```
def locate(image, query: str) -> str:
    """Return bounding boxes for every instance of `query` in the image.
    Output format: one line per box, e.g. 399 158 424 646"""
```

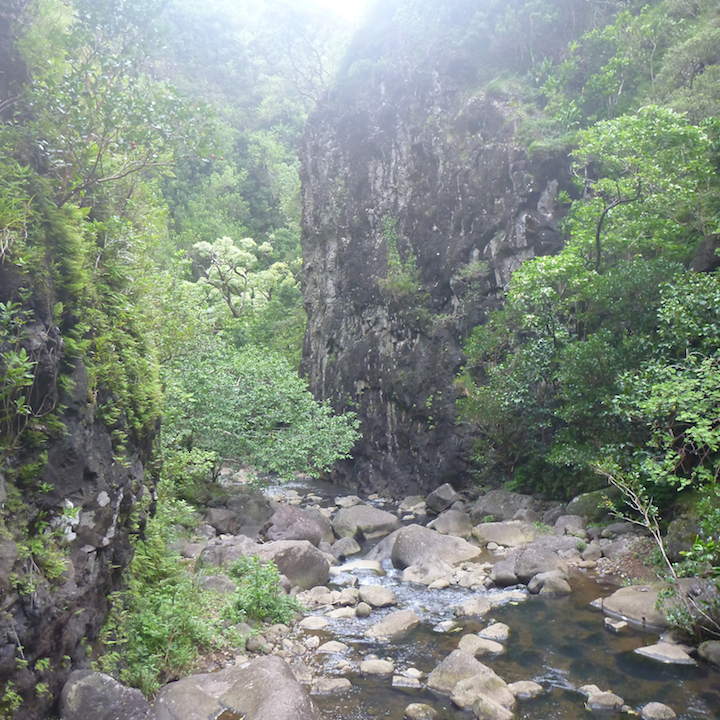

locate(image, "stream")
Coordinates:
263 478 720 720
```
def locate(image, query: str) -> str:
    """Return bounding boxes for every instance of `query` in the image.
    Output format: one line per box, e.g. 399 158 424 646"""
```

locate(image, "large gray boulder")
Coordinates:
196 534 258 570
61 671 156 720
256 540 330 589
425 483 462 513
427 650 511 709
470 490 535 523
391 524 482 569
513 546 568 583
358 585 398 608
154 657 318 720
365 609 420 640
204 485 274 539
332 504 401 540
601 584 670 629
264 505 324 546
472 521 538 548
428 509 473 538
565 488 617 522
698 640 720 667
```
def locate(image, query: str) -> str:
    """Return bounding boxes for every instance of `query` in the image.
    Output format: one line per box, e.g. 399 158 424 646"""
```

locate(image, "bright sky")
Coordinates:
311 0 371 23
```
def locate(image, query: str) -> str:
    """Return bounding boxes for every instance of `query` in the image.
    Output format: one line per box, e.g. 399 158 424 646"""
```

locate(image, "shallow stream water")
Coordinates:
264 478 720 720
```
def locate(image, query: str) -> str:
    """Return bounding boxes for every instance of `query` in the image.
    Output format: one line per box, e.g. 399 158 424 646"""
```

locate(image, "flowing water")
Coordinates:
264 478 720 720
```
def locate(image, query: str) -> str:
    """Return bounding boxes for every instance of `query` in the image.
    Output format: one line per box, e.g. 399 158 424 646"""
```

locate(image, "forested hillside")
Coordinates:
0 0 719 715
0 0 356 714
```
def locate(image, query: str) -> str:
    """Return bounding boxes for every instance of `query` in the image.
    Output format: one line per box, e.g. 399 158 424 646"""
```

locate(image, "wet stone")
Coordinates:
479 623 510 643
634 642 697 665
312 677 352 694
404 703 437 719
640 702 677 720
507 680 544 700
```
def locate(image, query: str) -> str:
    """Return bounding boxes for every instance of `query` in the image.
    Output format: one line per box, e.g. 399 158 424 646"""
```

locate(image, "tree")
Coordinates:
569 106 715 270
162 339 360 480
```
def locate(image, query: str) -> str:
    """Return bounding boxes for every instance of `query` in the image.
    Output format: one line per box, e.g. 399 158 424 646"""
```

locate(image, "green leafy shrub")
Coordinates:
224 556 301 625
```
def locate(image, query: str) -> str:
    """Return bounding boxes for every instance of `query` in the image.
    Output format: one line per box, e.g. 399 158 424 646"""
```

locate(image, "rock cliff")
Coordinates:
0 263 155 720
300 20 571 496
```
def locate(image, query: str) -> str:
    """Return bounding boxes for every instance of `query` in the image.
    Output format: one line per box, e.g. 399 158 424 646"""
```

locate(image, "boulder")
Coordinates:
640 702 677 720
472 521 538 548
453 596 492 618
61 671 156 720
207 485 273 539
311 677 352 694
601 585 669 629
565 488 617 522
402 560 454 585
514 546 568 584
358 585 398 608
634 642 697 665
585 691 625 714
197 656 318 720
554 515 586 537
334 495 363 508
507 680 544 700
472 694 514 720
203 508 239 536
197 575 237 594
698 640 720 667
264 505 324 546
399 496 425 512
425 483 462 513
365 609 420 640
601 521 637 538
330 536 362 560
427 650 505 698
302 506 335 544
451 673 515 712
479 623 510 643
527 570 571 595
488 556 518 587
404 704 438 720
470 490 534 523
196 534 258 570
391 524 482 569
664 512 702 562
332 504 401 540
360 658 395 675
363 528 401 562
428 509 473 538
458 634 504 657
256 541 329 589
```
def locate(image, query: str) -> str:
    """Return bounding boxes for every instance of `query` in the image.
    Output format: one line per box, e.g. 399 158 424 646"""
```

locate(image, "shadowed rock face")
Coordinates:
0 265 155 720
300 54 569 496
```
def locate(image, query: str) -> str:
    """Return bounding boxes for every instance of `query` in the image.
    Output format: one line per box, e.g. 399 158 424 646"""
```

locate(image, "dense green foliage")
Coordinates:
0 0 357 705
453 0 720 595
225 556 302 625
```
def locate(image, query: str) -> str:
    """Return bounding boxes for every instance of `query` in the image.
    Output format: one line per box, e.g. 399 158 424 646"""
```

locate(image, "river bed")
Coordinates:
263 478 720 720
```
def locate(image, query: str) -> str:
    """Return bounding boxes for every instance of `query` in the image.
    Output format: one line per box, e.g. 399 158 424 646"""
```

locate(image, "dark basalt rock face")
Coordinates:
300 55 570 497
0 266 154 720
